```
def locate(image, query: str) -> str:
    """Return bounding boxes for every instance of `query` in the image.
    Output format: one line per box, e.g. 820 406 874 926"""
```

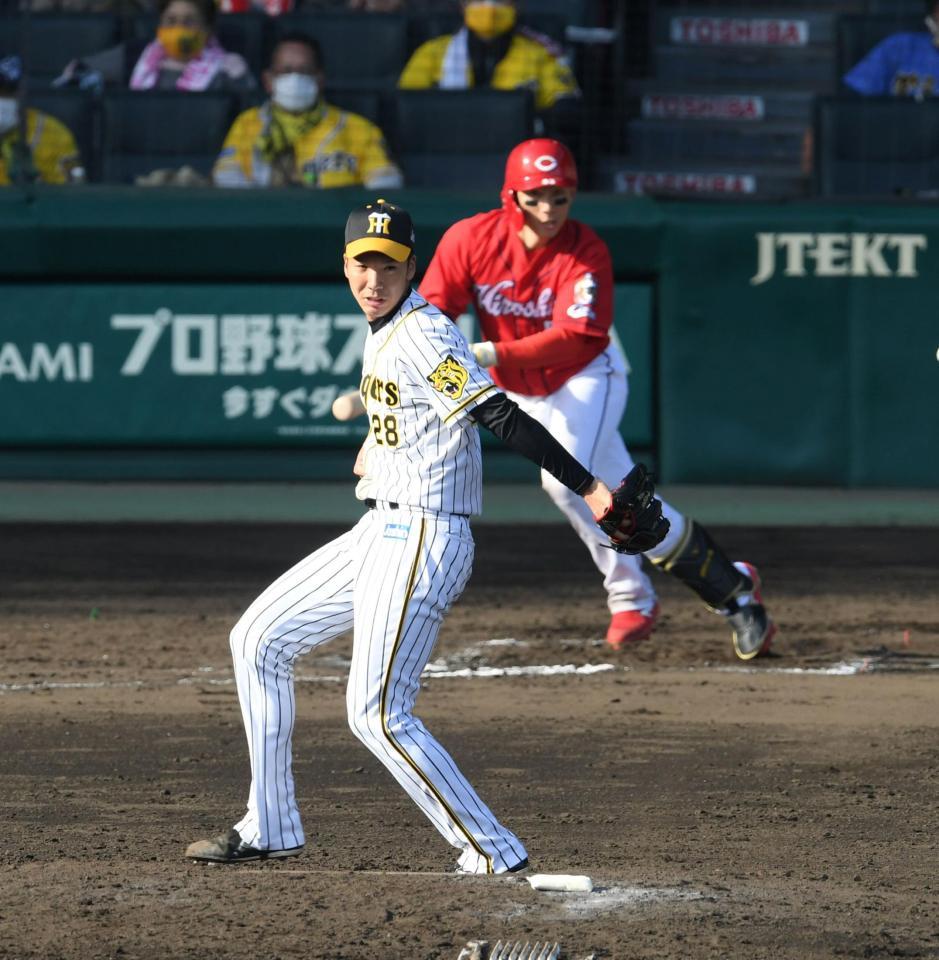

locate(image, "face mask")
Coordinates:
464 1 517 41
157 25 207 61
272 73 319 113
0 97 18 134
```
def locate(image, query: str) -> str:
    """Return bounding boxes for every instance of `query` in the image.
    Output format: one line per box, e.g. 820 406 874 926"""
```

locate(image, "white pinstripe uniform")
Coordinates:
230 289 527 874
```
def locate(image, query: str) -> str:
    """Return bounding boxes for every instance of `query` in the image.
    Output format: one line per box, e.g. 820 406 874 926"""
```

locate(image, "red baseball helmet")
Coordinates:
501 138 578 228
503 138 578 192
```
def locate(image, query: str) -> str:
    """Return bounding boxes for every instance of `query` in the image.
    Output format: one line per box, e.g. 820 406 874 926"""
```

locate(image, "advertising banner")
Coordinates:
669 16 810 47
0 284 388 446
659 211 939 485
0 283 653 451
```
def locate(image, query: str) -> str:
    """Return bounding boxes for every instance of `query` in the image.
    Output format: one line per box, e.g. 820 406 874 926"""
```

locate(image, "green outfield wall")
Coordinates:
0 188 936 486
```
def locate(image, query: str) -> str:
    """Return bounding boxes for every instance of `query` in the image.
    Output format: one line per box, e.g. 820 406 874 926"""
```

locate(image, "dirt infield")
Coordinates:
1 522 937 960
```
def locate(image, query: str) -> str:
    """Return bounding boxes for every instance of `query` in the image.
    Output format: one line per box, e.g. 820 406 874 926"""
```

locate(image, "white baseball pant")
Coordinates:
229 507 527 874
508 345 687 615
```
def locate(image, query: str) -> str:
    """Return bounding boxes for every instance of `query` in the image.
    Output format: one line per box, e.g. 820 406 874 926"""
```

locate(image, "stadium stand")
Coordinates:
815 95 939 197
0 2 590 186
324 84 385 128
25 88 99 180
101 89 237 184
606 2 873 200
271 11 408 87
391 88 533 188
0 12 119 86
7 1 938 197
863 0 926 12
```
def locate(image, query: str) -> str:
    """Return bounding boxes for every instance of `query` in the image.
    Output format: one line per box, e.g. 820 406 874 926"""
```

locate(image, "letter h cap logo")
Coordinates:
367 211 391 235
345 199 414 262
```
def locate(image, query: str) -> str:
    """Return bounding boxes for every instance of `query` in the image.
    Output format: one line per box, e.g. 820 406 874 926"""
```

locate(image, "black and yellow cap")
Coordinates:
344 199 415 262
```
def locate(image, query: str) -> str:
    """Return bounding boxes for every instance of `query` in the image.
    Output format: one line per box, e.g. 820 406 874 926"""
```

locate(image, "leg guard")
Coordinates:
651 519 750 613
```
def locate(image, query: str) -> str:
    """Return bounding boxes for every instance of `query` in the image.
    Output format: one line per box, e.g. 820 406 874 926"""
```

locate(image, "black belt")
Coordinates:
365 498 469 519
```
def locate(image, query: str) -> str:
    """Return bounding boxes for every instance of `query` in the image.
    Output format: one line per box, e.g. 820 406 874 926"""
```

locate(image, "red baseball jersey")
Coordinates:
419 209 613 396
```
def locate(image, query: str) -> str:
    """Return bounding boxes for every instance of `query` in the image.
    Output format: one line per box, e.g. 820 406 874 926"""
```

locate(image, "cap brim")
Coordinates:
345 237 412 262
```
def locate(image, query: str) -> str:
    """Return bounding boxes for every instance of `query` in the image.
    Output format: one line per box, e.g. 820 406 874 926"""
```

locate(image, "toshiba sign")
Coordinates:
641 94 765 122
615 171 756 196
670 17 809 47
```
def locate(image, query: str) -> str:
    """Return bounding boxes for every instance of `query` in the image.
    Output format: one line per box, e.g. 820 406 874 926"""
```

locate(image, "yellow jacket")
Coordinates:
0 109 82 185
398 28 578 112
213 101 403 189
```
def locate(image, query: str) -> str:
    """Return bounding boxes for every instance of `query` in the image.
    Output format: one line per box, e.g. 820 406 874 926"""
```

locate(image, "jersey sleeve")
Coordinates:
535 43 579 110
34 116 81 184
403 311 498 425
843 35 902 95
493 324 604 370
398 37 444 89
350 117 403 188
212 111 257 187
419 220 475 319
551 231 614 336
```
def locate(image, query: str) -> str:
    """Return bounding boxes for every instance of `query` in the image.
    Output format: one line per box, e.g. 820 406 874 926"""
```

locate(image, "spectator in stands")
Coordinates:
0 55 84 185
213 33 403 188
59 0 258 88
398 0 578 113
844 0 939 98
130 0 256 91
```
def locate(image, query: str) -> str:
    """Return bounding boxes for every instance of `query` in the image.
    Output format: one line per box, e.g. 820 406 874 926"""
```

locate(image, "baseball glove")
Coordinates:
595 463 670 555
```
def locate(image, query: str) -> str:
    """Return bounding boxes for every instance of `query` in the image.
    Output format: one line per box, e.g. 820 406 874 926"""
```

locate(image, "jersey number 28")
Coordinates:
370 413 400 447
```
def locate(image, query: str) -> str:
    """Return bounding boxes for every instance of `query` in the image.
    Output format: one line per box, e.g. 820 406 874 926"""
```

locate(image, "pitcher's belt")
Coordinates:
365 498 468 519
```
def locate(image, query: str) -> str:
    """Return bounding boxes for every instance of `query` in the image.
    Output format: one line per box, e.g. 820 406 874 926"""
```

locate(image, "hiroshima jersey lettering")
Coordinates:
419 209 614 394
355 291 497 515
474 281 554 319
423 210 613 342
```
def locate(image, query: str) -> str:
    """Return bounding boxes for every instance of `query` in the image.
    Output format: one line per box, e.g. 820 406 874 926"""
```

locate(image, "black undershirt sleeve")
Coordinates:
472 392 595 495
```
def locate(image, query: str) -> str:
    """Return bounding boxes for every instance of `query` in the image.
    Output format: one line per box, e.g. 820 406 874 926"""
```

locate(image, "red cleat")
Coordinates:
605 604 660 650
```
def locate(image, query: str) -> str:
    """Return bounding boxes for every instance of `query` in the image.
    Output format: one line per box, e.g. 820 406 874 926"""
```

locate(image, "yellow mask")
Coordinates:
157 25 207 61
464 2 517 41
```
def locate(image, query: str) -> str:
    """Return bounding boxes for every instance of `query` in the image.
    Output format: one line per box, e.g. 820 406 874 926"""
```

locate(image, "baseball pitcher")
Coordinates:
185 199 667 871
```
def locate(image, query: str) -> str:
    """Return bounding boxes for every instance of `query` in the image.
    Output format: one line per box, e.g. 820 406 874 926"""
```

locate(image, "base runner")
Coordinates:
419 139 777 659
185 199 667 871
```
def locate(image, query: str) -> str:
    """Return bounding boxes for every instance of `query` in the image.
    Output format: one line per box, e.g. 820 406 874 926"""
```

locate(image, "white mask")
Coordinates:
0 97 18 134
272 73 319 113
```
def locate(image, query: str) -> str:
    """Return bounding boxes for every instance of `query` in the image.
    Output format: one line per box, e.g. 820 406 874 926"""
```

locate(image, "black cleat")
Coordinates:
185 828 303 863
728 562 777 660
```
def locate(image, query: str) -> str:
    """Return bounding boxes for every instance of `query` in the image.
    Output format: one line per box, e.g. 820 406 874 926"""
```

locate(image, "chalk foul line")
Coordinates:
2 646 936 695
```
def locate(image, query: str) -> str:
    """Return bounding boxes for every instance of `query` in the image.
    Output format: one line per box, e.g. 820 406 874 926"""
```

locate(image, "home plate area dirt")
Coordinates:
1 523 936 960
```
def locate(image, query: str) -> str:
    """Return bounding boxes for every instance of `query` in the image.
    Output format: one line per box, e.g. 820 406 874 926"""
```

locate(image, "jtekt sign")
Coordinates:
750 233 928 285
